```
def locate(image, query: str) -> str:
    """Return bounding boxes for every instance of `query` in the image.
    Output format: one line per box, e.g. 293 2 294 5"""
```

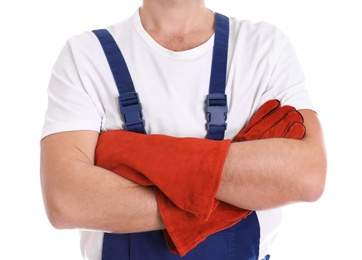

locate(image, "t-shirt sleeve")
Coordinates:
260 36 314 111
41 38 102 139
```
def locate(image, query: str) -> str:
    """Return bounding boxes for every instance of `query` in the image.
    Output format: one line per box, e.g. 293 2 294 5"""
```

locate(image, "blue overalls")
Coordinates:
93 13 270 260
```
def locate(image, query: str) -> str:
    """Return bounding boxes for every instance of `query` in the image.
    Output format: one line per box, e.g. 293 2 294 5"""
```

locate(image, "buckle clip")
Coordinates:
118 92 145 133
206 93 228 130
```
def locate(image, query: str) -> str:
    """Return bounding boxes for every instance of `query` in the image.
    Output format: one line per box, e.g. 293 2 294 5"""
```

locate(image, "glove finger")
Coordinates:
241 99 280 133
260 110 304 139
284 109 304 123
284 122 306 139
243 105 296 139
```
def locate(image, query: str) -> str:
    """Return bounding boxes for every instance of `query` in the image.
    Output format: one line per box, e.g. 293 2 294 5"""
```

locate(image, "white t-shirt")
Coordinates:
42 9 314 260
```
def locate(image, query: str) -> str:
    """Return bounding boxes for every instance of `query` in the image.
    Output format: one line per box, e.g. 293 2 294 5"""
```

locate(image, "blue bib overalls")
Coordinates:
93 13 269 260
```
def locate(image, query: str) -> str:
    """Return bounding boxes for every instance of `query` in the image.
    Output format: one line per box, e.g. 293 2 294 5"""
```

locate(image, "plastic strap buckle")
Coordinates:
118 92 146 134
206 93 228 131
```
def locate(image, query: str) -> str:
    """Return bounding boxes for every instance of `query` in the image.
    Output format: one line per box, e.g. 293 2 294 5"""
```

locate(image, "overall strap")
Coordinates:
206 12 229 140
92 12 229 139
92 29 146 134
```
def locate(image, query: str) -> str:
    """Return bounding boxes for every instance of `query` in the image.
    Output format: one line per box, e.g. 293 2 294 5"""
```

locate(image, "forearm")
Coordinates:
47 166 163 233
216 110 327 210
40 131 164 233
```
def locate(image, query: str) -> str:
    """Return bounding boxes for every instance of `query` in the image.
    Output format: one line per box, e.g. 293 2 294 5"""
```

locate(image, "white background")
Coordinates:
1 0 361 259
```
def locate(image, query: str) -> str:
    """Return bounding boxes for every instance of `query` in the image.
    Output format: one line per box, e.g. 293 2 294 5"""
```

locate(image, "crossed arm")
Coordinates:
217 109 327 210
40 109 327 233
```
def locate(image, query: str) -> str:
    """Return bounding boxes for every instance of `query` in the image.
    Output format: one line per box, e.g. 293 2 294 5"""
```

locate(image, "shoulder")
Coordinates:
228 17 291 56
63 13 134 57
229 16 288 40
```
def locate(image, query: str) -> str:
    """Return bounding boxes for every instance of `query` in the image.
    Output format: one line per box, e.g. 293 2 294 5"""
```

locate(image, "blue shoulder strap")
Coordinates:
92 12 229 139
206 12 229 140
92 30 146 134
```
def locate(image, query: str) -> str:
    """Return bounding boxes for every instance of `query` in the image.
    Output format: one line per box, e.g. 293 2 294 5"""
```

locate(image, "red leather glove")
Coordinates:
96 130 230 219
